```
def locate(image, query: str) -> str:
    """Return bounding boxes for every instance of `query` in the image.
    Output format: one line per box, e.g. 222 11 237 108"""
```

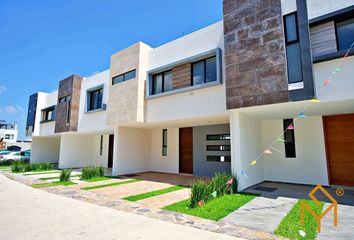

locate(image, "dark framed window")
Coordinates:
5 134 14 140
283 119 296 158
87 87 103 111
152 71 173 95
206 145 231 151
162 129 167 156
41 106 55 122
66 100 71 125
112 69 136 85
206 134 230 141
192 56 217 85
59 95 71 103
336 18 354 51
284 12 303 84
99 135 103 156
206 156 231 162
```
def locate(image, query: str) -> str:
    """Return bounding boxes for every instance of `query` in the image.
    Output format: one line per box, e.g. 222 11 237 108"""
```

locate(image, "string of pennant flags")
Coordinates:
239 40 354 179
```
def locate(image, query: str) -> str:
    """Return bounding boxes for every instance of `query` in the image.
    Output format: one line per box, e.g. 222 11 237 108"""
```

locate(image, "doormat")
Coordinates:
252 186 278 192
123 174 139 178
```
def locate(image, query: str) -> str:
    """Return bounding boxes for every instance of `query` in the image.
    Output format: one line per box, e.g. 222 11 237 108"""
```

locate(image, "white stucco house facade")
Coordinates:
26 0 354 190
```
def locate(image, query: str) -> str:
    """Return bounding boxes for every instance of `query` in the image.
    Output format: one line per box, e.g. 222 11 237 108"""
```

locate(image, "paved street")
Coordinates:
0 174 243 240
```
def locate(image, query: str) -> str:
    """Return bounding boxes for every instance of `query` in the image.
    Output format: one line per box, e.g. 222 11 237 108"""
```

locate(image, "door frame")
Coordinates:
179 127 193 174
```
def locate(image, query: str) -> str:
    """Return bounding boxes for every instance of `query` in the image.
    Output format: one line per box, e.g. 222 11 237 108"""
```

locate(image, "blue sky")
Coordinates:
0 0 222 139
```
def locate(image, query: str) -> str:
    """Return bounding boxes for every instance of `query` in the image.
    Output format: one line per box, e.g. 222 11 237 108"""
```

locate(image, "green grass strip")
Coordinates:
124 185 186 202
81 179 142 190
0 166 11 169
275 199 324 240
23 170 61 176
39 174 81 180
81 176 113 182
32 181 76 188
163 193 257 221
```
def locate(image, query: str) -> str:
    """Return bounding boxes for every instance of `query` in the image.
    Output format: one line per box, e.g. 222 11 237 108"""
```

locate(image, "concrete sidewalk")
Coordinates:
0 174 242 240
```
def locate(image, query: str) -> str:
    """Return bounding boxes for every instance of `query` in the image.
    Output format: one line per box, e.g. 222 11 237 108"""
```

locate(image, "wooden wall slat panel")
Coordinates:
172 63 191 90
310 21 337 57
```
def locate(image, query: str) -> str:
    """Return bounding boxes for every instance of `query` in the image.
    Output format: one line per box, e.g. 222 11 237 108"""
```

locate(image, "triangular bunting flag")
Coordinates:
287 124 295 130
211 191 217 198
298 112 307 119
264 148 272 154
251 160 257 166
309 98 321 103
335 67 341 72
226 178 233 186
276 137 286 142
270 146 282 154
323 80 331 86
240 170 248 178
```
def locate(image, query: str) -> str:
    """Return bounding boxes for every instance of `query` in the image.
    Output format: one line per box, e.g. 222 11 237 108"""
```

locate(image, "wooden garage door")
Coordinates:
179 127 193 174
324 114 354 186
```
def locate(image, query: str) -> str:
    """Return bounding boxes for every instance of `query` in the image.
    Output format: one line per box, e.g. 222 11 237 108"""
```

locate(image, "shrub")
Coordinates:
11 162 54 173
81 166 104 180
11 161 26 173
0 160 13 167
190 180 211 208
60 169 72 182
190 172 239 208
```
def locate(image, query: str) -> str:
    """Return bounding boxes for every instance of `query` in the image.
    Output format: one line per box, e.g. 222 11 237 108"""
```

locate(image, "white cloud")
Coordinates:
0 86 6 94
4 105 24 114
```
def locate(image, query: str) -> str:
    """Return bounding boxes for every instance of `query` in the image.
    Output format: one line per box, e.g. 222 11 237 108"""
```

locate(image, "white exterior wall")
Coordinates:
150 128 179 173
307 0 354 19
0 129 18 143
78 70 111 133
31 136 60 163
230 112 263 190
112 127 151 175
37 90 58 136
262 117 329 185
59 133 108 169
314 56 354 102
146 21 227 123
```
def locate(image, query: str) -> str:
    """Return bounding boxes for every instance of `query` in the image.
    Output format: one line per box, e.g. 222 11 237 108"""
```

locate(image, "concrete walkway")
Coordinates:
0 173 242 240
317 203 354 240
221 197 297 233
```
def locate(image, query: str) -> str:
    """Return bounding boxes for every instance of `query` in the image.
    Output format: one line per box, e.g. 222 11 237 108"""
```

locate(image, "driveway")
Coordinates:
0 174 243 240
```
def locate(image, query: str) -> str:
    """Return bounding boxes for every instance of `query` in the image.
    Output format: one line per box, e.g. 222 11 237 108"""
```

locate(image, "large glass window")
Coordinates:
152 71 173 95
41 106 55 122
112 69 136 85
336 18 354 51
192 56 217 85
88 87 103 111
284 12 303 84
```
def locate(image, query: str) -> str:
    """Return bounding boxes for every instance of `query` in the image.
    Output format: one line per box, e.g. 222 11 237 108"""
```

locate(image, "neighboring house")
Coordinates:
26 0 354 190
0 121 18 144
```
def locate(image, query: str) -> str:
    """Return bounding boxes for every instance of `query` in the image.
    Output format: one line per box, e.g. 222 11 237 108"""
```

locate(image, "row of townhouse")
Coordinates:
26 0 354 190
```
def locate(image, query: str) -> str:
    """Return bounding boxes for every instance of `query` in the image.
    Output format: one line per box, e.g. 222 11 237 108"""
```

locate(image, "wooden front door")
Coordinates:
323 114 354 186
108 134 114 168
179 127 193 174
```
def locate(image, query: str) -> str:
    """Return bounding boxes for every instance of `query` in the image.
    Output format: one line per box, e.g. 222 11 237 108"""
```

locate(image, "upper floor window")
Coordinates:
112 69 136 85
41 106 55 122
5 134 14 140
152 71 172 95
284 12 302 84
192 56 217 85
87 87 103 111
336 18 354 51
59 95 71 103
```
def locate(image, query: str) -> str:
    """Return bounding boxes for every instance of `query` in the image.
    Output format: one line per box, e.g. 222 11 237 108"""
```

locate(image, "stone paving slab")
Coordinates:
221 197 297 233
92 180 174 199
2 171 285 240
137 188 191 209
317 203 354 240
70 178 131 190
